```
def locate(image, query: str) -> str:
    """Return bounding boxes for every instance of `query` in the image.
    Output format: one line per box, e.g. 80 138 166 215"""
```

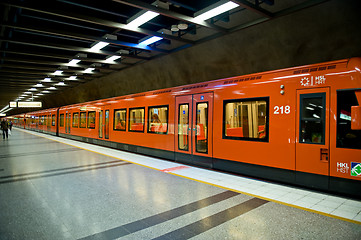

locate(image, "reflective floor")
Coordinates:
0 128 360 239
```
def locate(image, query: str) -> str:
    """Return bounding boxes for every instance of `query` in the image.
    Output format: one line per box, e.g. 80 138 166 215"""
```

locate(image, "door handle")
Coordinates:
320 148 329 162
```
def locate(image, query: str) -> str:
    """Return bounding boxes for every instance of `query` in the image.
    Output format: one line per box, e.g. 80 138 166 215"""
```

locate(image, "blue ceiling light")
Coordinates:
138 36 163 46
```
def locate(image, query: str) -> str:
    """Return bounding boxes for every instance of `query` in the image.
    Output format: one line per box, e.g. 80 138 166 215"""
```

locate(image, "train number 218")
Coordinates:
274 105 291 114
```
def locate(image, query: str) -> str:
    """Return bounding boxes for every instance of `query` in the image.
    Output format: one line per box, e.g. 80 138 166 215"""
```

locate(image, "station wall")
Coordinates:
42 0 361 108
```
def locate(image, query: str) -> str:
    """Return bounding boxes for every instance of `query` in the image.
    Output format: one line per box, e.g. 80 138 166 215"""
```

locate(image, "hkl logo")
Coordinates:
337 162 349 174
300 75 326 87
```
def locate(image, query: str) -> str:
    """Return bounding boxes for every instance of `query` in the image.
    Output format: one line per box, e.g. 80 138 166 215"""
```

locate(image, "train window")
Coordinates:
196 102 208 153
47 115 50 127
129 108 145 132
300 93 325 144
72 113 79 128
114 109 127 131
224 97 269 141
337 90 361 149
178 104 189 151
105 110 110 139
148 105 168 134
99 111 103 138
52 115 55 126
88 111 96 129
80 112 86 128
60 114 64 127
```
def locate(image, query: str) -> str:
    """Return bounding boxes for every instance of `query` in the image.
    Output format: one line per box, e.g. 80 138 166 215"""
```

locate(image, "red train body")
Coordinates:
11 58 361 197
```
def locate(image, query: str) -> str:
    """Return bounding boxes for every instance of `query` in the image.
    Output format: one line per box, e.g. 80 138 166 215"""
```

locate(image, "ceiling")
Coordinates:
0 0 327 114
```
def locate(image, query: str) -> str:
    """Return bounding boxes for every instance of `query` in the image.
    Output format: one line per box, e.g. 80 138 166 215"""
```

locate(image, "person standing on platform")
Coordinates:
9 120 13 130
1 118 9 139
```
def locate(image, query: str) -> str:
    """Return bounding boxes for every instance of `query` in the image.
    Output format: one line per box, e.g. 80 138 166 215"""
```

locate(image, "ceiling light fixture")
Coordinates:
68 76 77 80
178 23 188 30
126 11 159 29
68 59 81 66
42 91 50 93
138 36 163 46
53 70 63 75
29 88 37 91
84 68 95 73
42 78 52 82
48 87 57 90
104 55 121 63
34 83 44 87
193 1 239 22
171 25 179 32
89 41 109 52
56 82 66 86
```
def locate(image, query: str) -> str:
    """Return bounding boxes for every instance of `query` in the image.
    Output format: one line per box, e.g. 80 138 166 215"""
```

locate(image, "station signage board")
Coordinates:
9 101 42 108
9 101 17 108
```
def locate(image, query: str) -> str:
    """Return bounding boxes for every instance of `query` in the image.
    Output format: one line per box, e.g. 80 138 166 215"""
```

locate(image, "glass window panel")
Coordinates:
52 115 55 126
300 94 325 144
129 108 144 132
60 114 64 127
72 113 79 128
336 90 361 149
88 111 96 129
196 102 208 153
80 112 86 128
105 110 109 139
114 109 127 131
148 106 168 134
224 99 268 140
67 113 71 133
178 104 189 151
99 111 103 138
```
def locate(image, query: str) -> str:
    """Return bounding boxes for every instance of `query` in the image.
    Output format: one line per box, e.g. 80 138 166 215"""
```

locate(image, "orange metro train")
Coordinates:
10 57 361 197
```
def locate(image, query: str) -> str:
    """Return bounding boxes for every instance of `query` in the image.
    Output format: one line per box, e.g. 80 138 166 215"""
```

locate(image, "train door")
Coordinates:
296 88 330 186
175 92 213 167
99 105 110 139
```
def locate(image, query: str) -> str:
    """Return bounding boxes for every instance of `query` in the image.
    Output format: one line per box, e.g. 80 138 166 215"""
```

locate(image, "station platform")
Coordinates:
1 128 361 239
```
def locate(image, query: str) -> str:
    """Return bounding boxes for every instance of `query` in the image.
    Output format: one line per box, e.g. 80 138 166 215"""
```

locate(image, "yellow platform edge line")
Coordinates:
16 128 361 225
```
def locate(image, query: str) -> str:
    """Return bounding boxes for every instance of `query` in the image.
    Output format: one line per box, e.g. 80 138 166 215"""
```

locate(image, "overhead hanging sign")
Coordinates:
9 101 17 108
12 101 43 108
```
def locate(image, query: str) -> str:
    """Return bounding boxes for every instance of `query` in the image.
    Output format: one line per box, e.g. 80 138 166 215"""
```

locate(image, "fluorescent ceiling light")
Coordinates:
194 1 239 22
68 59 81 66
56 82 66 86
48 87 57 90
34 83 44 87
68 76 77 80
138 36 163 46
84 68 95 73
89 41 109 52
36 93 44 96
104 55 121 63
127 11 159 29
42 78 52 82
53 70 63 75
29 88 37 91
42 91 50 93
24 92 31 94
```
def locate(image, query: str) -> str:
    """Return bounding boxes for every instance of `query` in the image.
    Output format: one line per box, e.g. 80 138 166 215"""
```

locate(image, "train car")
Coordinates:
11 57 361 197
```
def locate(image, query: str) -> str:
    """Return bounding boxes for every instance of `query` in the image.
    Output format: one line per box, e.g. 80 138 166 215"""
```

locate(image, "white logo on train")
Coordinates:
300 75 326 87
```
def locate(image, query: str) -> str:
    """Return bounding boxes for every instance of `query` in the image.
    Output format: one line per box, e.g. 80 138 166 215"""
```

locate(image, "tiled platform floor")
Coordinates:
0 128 360 239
